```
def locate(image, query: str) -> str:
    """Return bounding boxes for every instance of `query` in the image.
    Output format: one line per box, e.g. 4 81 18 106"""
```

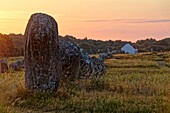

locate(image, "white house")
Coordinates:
121 44 138 54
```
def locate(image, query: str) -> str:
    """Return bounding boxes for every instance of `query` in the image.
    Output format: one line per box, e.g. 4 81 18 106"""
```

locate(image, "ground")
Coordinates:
1 52 170 113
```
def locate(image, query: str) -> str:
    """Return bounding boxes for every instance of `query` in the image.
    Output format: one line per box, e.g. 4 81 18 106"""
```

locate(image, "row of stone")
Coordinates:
24 13 106 92
59 39 106 79
0 39 107 76
99 52 114 61
0 59 24 73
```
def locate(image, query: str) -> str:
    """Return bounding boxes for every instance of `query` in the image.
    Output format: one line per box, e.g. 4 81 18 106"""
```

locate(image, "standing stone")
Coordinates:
24 13 61 92
0 59 8 73
59 39 106 79
79 49 106 78
90 56 106 77
59 39 80 80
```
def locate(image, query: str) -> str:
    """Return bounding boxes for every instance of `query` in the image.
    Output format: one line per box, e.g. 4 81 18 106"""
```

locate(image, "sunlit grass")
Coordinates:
1 53 170 112
105 59 159 68
6 56 24 64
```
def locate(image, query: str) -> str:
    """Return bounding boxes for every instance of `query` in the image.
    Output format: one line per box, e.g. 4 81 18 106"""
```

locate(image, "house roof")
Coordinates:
121 44 135 50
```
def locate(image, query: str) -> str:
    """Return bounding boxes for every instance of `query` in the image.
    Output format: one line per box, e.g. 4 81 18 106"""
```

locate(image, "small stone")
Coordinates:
99 52 113 60
9 60 24 71
0 59 8 73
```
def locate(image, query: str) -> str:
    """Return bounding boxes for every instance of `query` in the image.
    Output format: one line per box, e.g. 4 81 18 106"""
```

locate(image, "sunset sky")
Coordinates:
0 0 170 42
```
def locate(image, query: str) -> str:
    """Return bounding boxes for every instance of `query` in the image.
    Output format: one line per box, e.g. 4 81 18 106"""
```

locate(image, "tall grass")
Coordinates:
1 53 170 112
105 59 159 68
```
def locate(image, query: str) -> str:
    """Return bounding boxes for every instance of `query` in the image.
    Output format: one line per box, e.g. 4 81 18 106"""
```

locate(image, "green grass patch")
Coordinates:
1 53 170 112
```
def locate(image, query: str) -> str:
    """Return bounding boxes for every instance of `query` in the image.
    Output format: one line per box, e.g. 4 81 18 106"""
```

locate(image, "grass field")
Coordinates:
1 52 170 113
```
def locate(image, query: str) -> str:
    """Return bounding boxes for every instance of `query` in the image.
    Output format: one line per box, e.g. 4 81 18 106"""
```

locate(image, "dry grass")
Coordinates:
1 53 170 112
105 59 159 68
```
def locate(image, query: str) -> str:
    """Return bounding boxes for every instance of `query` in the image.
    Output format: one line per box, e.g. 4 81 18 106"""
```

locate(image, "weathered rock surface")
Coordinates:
9 60 24 71
99 52 113 60
90 56 106 77
0 59 8 73
59 39 80 79
24 13 61 92
79 49 106 78
59 39 106 79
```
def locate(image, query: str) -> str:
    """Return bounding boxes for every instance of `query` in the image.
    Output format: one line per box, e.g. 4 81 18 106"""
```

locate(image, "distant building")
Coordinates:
121 44 138 54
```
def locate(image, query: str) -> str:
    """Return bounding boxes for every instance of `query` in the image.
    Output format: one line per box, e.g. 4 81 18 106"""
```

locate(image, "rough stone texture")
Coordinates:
59 39 80 79
99 52 113 61
9 60 24 71
24 13 61 92
0 59 8 73
79 49 106 78
90 56 106 77
59 39 106 79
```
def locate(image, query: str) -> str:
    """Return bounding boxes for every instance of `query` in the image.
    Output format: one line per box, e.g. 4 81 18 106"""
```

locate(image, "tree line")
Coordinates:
0 33 170 57
60 35 170 53
0 33 24 57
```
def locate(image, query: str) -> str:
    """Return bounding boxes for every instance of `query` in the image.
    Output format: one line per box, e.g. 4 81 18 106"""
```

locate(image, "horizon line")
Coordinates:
0 32 170 43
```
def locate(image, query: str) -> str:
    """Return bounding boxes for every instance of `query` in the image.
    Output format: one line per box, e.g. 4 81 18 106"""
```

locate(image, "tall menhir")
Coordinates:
24 13 61 92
